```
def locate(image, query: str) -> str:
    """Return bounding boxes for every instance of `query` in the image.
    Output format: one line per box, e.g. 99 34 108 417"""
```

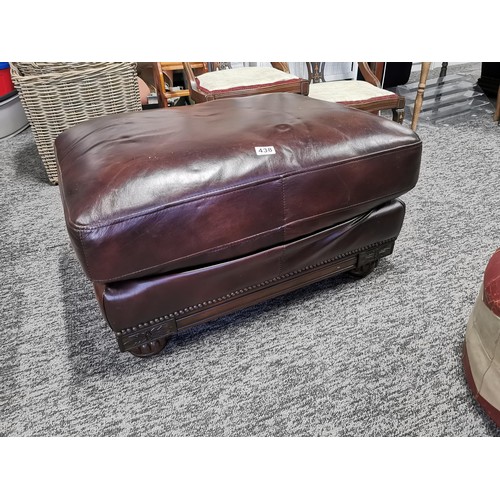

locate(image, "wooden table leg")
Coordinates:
411 62 431 131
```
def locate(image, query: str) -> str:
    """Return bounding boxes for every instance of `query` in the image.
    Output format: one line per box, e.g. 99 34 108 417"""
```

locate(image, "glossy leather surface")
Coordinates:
55 93 421 283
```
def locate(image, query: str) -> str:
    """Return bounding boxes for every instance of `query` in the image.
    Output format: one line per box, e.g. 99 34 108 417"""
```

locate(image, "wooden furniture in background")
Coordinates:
370 62 385 82
153 62 207 107
304 62 406 123
411 62 431 131
182 62 309 103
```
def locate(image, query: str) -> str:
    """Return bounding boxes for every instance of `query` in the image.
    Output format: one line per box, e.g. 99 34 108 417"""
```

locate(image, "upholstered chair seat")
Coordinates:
195 66 303 94
182 62 310 103
308 79 398 106
305 62 405 123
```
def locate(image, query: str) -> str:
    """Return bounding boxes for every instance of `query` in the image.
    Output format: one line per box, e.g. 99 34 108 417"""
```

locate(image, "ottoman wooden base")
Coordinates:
116 239 392 356
95 200 405 355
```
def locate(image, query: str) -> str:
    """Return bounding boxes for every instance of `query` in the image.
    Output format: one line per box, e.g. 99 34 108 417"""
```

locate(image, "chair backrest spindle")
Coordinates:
306 62 327 83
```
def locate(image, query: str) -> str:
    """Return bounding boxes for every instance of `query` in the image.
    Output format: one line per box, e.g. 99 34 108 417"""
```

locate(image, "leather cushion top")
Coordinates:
55 93 422 283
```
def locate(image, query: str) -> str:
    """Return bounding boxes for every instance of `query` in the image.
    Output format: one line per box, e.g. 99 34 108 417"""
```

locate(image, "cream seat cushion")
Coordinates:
308 80 396 104
196 67 301 93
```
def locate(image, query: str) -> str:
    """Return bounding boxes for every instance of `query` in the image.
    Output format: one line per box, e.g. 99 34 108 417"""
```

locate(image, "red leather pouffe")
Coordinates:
464 249 500 426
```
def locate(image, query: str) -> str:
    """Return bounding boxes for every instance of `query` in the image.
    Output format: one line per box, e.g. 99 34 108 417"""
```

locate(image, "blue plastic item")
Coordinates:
0 62 10 70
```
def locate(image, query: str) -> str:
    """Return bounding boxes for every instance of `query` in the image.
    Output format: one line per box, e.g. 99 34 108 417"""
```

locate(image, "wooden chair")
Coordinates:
182 62 309 103
153 62 208 108
305 62 406 123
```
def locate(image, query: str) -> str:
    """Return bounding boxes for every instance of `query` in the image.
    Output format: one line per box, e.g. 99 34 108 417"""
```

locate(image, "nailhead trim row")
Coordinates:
118 239 394 334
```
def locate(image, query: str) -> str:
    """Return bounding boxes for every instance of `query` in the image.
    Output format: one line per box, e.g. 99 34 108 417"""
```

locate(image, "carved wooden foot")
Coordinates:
349 260 379 279
129 337 169 358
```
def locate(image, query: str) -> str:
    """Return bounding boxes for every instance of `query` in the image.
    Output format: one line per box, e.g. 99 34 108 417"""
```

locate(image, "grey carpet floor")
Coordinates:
1 63 500 436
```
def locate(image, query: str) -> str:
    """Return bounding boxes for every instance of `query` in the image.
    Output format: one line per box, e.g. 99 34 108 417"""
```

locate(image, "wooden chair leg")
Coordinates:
411 62 431 131
392 107 405 124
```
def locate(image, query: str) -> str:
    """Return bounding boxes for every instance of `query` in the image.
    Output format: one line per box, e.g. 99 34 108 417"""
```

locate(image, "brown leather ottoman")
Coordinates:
54 93 422 357
464 249 500 426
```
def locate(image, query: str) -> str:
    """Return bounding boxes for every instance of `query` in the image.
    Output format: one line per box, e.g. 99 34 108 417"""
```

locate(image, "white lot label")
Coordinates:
255 146 276 155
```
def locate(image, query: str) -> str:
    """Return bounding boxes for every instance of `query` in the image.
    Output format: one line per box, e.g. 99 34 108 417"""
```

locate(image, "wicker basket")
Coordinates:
10 62 142 184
